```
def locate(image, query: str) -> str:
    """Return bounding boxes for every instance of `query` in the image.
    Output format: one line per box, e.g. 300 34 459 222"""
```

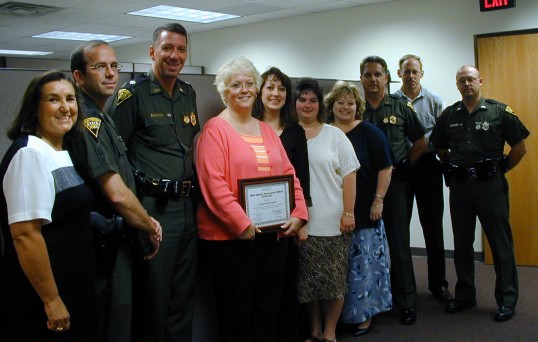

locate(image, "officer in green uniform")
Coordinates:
359 56 428 325
111 23 200 341
67 41 161 342
431 65 529 322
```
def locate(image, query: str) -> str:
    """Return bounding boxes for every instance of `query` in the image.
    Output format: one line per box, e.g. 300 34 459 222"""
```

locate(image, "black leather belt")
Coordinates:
144 178 192 198
134 171 193 198
449 159 499 183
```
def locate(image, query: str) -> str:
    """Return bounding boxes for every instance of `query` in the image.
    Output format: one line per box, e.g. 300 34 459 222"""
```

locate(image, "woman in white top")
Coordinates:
295 78 359 342
0 71 97 341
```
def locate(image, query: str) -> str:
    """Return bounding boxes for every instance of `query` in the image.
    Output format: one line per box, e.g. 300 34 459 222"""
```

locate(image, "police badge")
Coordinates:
84 117 102 138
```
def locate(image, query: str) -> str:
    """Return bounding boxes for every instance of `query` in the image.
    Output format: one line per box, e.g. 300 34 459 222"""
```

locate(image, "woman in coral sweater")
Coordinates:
196 57 308 342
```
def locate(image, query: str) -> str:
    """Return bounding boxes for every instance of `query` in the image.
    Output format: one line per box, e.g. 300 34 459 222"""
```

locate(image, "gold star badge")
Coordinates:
116 89 132 106
190 113 197 126
383 117 389 124
83 117 102 138
389 115 397 124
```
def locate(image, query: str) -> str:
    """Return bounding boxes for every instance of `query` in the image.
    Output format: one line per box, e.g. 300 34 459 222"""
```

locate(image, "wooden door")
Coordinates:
476 31 538 266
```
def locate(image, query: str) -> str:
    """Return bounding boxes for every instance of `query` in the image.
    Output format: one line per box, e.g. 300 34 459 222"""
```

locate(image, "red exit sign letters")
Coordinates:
480 0 516 12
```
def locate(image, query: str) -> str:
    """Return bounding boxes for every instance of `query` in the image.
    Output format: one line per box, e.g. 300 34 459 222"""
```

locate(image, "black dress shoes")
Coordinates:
445 300 477 313
432 286 454 304
495 306 515 322
353 319 373 337
400 308 417 325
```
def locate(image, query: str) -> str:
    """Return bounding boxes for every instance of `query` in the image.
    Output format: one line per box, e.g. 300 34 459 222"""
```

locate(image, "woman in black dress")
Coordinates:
253 67 311 341
0 71 97 341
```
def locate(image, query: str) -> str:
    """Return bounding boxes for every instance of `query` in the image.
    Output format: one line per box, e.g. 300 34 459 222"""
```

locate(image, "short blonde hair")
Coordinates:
214 57 262 105
324 80 365 122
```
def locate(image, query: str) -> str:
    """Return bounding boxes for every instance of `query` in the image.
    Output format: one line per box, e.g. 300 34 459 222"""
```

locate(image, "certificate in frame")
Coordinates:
238 175 294 233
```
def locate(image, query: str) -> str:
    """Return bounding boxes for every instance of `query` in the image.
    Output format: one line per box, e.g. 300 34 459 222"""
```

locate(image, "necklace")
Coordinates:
230 114 257 136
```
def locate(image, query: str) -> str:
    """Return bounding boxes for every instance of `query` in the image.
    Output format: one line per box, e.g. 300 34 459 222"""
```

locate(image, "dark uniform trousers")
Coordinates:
138 196 197 342
407 152 448 293
449 172 518 308
95 241 132 342
383 169 416 309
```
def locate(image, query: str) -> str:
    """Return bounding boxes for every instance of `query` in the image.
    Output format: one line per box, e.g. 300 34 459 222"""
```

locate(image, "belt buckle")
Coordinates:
181 180 191 197
467 168 478 183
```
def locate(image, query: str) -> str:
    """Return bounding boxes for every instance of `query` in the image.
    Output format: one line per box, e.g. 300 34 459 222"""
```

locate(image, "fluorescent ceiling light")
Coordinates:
32 31 130 42
0 49 53 56
128 5 239 23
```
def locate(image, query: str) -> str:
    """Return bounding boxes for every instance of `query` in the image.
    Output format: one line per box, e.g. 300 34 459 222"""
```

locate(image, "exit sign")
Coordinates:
480 0 516 12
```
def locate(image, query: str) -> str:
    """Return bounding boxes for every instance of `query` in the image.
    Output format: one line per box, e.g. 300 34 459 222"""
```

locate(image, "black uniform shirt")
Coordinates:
430 97 530 167
363 94 426 162
110 70 200 181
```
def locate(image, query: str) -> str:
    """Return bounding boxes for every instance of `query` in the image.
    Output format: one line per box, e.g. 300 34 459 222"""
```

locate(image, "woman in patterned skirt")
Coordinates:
326 81 394 337
295 78 359 342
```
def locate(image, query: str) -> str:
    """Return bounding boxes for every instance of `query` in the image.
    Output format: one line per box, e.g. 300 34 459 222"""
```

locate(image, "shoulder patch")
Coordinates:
83 117 101 138
116 89 132 106
505 106 516 115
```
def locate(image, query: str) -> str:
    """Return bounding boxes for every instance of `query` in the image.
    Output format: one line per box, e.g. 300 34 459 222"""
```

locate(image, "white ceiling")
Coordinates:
0 0 396 60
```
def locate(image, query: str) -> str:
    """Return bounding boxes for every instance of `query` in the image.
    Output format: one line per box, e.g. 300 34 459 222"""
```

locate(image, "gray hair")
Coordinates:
214 57 262 105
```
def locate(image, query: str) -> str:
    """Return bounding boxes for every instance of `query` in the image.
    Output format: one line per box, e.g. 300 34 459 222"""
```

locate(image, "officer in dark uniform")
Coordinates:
359 56 428 325
431 65 529 322
111 23 200 341
67 40 162 342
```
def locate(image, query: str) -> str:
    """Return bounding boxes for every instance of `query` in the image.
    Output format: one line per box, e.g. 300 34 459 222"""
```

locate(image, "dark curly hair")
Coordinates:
293 77 327 123
7 70 83 144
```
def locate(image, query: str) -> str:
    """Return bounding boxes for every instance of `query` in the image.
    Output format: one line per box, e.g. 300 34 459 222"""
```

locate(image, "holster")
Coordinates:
90 212 124 276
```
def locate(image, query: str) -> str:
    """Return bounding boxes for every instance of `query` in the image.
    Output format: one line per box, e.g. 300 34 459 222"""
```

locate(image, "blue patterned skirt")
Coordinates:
340 221 392 324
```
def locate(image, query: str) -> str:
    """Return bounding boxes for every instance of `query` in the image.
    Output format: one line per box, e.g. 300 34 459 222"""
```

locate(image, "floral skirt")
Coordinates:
340 221 392 324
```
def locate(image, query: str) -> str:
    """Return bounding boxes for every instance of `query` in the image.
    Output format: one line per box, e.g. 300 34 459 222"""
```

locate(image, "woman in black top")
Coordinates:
253 67 311 342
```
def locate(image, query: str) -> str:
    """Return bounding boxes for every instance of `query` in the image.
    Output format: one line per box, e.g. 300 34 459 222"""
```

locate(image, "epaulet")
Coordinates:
485 98 503 105
388 93 400 100
116 74 149 106
178 78 191 85
485 98 515 115
83 117 102 138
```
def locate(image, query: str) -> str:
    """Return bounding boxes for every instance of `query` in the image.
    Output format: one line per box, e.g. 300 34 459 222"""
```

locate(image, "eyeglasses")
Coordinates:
227 81 256 92
88 63 123 73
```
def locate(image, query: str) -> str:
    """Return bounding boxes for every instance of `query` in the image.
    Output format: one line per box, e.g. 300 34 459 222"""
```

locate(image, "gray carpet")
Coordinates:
337 256 538 341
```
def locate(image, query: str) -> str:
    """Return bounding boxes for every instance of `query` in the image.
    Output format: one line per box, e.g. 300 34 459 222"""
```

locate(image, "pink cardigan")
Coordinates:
196 117 308 240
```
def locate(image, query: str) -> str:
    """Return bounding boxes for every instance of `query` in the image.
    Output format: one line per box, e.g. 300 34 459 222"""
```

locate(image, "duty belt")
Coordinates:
134 171 193 198
449 159 499 184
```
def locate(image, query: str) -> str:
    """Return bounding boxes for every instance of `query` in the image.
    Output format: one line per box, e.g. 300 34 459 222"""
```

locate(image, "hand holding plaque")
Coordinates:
238 175 295 233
